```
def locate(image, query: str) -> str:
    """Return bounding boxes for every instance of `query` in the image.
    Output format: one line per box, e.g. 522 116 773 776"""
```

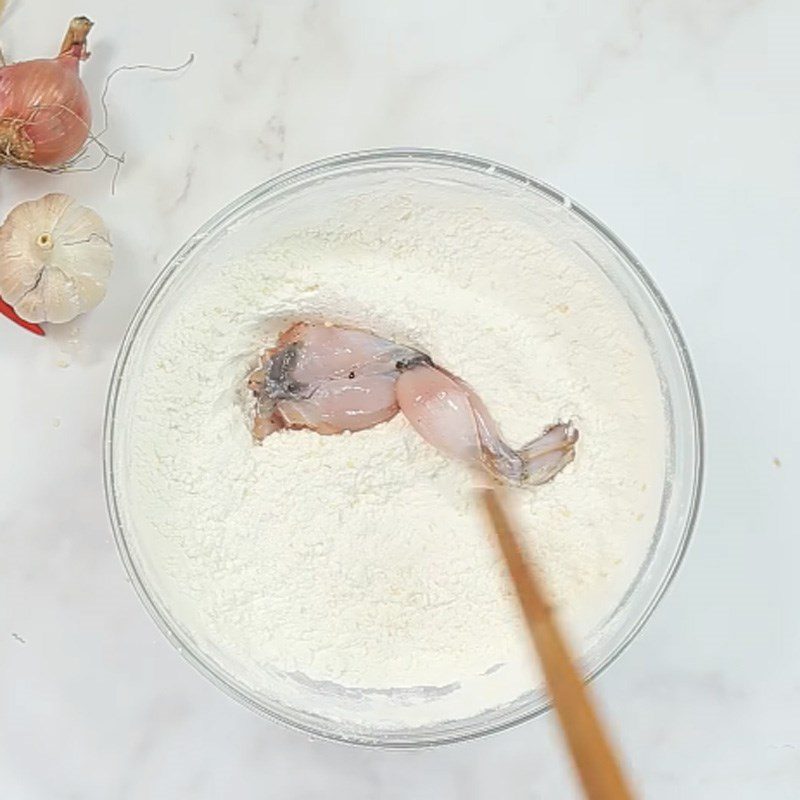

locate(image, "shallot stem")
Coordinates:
59 16 93 61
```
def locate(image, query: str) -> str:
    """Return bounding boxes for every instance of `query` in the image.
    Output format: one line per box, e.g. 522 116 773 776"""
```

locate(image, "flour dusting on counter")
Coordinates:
122 189 665 728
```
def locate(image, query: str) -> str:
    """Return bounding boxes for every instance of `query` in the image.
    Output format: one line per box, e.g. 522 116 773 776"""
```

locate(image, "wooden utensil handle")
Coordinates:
481 489 635 800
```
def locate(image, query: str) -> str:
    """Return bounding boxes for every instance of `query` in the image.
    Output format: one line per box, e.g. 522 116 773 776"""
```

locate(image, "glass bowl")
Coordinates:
104 149 703 747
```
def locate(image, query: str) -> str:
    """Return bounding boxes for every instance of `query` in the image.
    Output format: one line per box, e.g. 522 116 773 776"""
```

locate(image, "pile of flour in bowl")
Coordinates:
124 189 665 729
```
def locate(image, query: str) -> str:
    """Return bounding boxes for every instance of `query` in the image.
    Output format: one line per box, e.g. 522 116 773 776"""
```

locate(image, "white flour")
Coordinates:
123 188 665 729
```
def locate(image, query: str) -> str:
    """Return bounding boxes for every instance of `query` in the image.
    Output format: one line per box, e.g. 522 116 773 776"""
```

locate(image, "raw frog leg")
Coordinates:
247 322 430 439
248 322 577 487
395 363 578 486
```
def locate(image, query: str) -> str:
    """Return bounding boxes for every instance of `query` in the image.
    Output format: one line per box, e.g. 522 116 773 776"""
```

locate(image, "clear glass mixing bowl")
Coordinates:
104 149 703 747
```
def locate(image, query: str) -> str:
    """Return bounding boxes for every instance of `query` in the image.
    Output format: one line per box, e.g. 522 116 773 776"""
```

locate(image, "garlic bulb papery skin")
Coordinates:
0 193 112 324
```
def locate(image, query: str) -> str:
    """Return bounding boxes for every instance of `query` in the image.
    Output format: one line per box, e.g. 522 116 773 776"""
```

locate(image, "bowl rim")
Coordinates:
104 147 704 748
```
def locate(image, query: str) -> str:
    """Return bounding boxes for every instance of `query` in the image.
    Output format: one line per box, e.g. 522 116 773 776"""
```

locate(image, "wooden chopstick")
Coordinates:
480 488 635 800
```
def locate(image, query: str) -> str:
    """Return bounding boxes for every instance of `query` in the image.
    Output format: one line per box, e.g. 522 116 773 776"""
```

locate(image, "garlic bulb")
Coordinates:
0 193 113 324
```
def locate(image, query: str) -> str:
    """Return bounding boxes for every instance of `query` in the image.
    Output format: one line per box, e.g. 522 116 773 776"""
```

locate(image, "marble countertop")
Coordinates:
2 1 798 797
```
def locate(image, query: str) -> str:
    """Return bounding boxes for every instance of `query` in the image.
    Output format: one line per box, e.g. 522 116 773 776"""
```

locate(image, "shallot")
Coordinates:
0 16 93 169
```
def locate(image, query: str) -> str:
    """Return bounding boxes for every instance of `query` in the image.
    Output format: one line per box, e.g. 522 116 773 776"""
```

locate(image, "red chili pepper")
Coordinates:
0 295 45 336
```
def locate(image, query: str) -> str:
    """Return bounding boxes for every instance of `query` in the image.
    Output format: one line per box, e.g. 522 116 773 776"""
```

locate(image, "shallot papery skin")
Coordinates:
0 17 93 168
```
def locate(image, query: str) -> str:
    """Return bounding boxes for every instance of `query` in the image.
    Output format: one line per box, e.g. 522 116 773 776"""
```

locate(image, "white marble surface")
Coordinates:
1 0 798 797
